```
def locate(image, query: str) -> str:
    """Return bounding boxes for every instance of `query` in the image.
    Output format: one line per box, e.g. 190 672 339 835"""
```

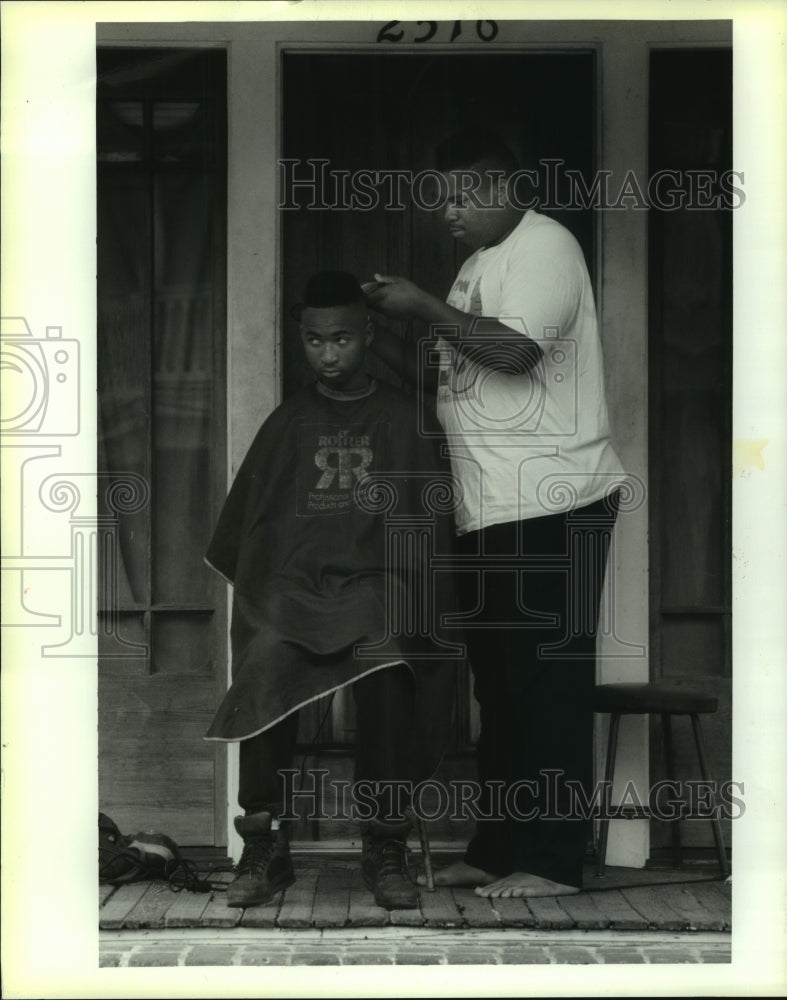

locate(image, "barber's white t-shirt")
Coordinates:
435 210 625 534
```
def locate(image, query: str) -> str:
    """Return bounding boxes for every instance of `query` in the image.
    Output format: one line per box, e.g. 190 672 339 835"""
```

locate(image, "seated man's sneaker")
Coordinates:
361 823 418 910
226 812 295 908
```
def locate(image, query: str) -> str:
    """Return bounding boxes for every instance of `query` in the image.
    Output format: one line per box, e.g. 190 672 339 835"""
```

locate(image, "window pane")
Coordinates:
97 101 145 163
650 49 732 616
97 172 150 605
151 171 214 604
153 101 210 165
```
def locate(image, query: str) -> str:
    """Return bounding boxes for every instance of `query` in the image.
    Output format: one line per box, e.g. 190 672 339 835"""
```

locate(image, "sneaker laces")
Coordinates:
235 836 275 878
375 839 411 880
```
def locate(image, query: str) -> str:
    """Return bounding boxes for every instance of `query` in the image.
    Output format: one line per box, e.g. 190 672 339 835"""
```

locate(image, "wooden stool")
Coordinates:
593 682 729 878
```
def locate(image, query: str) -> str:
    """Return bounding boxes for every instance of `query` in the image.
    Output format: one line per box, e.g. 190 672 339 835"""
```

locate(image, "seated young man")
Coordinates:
204 270 459 910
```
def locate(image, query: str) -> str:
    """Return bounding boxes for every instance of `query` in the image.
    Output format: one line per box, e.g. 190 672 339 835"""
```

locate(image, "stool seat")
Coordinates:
593 681 728 878
593 683 718 716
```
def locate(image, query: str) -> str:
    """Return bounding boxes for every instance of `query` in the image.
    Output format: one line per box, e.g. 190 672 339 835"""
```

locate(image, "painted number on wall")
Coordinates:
376 21 499 43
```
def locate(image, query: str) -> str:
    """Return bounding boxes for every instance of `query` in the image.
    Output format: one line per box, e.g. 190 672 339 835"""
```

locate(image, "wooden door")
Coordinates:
96 48 228 845
280 49 596 842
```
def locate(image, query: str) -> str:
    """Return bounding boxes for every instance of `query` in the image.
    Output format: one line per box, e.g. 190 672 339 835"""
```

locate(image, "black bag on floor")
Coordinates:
98 812 213 892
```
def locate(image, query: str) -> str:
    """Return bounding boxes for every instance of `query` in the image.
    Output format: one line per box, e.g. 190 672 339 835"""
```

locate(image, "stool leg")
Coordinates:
406 807 434 891
661 712 683 869
689 714 730 877
596 712 621 877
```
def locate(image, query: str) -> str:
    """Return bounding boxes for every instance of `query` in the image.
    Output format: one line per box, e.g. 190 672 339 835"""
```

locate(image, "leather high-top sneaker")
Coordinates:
360 818 418 910
226 812 295 908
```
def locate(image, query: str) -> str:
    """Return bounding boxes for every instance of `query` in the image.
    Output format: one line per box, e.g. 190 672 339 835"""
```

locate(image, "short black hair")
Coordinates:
302 270 364 309
435 127 519 176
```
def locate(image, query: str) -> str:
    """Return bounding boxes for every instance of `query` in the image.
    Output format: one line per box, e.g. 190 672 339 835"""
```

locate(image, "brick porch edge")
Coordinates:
99 927 731 967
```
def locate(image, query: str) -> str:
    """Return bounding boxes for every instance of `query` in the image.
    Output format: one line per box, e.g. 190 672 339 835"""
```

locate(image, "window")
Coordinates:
96 47 228 844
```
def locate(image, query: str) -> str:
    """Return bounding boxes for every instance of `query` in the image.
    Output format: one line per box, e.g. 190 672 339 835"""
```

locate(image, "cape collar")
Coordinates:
316 377 378 402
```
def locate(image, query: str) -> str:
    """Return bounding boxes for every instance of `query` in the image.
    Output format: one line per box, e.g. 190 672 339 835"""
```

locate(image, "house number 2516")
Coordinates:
376 21 499 43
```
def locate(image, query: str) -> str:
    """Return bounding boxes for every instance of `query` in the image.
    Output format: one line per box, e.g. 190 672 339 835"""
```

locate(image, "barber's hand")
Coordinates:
365 273 429 320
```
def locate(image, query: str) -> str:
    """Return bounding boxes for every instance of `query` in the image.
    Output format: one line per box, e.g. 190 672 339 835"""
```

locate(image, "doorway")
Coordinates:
281 50 597 842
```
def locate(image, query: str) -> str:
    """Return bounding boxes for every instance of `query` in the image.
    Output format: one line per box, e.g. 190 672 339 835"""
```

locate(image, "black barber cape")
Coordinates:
204 379 460 741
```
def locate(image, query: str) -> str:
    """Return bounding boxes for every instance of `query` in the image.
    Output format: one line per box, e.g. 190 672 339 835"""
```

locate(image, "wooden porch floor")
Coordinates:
99 853 731 933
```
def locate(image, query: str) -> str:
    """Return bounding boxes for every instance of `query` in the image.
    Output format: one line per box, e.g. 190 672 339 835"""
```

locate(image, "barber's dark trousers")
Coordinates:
456 493 618 888
238 661 453 826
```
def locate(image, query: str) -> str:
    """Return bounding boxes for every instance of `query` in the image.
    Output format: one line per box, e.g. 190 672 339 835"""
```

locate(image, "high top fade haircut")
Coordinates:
435 127 519 178
302 270 364 310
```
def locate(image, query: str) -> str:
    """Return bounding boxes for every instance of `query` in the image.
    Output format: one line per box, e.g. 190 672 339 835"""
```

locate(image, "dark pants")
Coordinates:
239 661 454 825
456 493 618 888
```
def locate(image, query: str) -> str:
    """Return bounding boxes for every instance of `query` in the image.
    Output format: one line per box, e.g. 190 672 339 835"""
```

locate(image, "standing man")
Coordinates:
366 129 625 898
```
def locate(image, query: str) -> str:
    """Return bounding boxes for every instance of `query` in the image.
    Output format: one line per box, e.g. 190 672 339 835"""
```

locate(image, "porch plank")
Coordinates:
98 882 152 929
239 894 282 929
619 886 689 930
311 870 351 927
163 886 211 928
277 873 318 928
691 882 732 916
123 881 178 929
198 871 242 928
420 886 463 928
655 883 728 931
586 865 714 890
490 897 537 927
389 902 426 926
99 884 117 907
708 878 731 897
347 867 389 927
582 889 649 930
522 895 575 930
703 878 732 903
684 881 731 929
199 897 242 928
555 892 610 929
450 889 500 928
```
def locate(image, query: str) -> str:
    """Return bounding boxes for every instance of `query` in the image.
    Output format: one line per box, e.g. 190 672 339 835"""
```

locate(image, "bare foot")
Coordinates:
415 861 498 888
474 872 580 898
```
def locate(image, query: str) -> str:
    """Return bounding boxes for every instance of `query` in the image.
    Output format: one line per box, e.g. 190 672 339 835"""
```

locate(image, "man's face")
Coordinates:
300 301 372 392
440 169 511 251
